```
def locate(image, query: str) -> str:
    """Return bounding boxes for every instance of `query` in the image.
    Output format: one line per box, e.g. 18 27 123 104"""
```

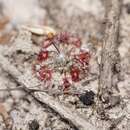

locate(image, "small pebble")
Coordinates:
79 90 95 105
107 95 121 109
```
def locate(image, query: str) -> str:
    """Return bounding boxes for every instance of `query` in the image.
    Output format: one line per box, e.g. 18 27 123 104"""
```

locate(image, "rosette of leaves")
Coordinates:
33 32 91 91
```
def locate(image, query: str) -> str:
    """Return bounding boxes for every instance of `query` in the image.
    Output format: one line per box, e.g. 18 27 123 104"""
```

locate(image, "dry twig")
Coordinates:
97 0 122 114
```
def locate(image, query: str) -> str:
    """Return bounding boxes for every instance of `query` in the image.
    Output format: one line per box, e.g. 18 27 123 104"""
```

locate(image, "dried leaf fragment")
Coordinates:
0 103 13 129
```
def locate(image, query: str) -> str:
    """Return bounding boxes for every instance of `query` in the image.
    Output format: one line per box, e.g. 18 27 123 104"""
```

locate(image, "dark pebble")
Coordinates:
79 90 95 106
28 119 39 130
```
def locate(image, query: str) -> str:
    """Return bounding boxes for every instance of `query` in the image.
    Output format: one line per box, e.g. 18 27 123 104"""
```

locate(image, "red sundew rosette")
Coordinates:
33 32 91 90
37 50 49 61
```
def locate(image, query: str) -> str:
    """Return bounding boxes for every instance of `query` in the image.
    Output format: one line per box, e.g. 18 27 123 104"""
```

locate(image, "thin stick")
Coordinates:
0 87 86 95
52 42 61 54
97 0 122 112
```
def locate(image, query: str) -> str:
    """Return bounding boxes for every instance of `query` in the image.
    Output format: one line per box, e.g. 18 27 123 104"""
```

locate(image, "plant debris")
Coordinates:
0 103 13 129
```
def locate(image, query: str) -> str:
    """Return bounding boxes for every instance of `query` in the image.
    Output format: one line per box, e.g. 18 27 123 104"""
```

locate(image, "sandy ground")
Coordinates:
0 0 130 130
